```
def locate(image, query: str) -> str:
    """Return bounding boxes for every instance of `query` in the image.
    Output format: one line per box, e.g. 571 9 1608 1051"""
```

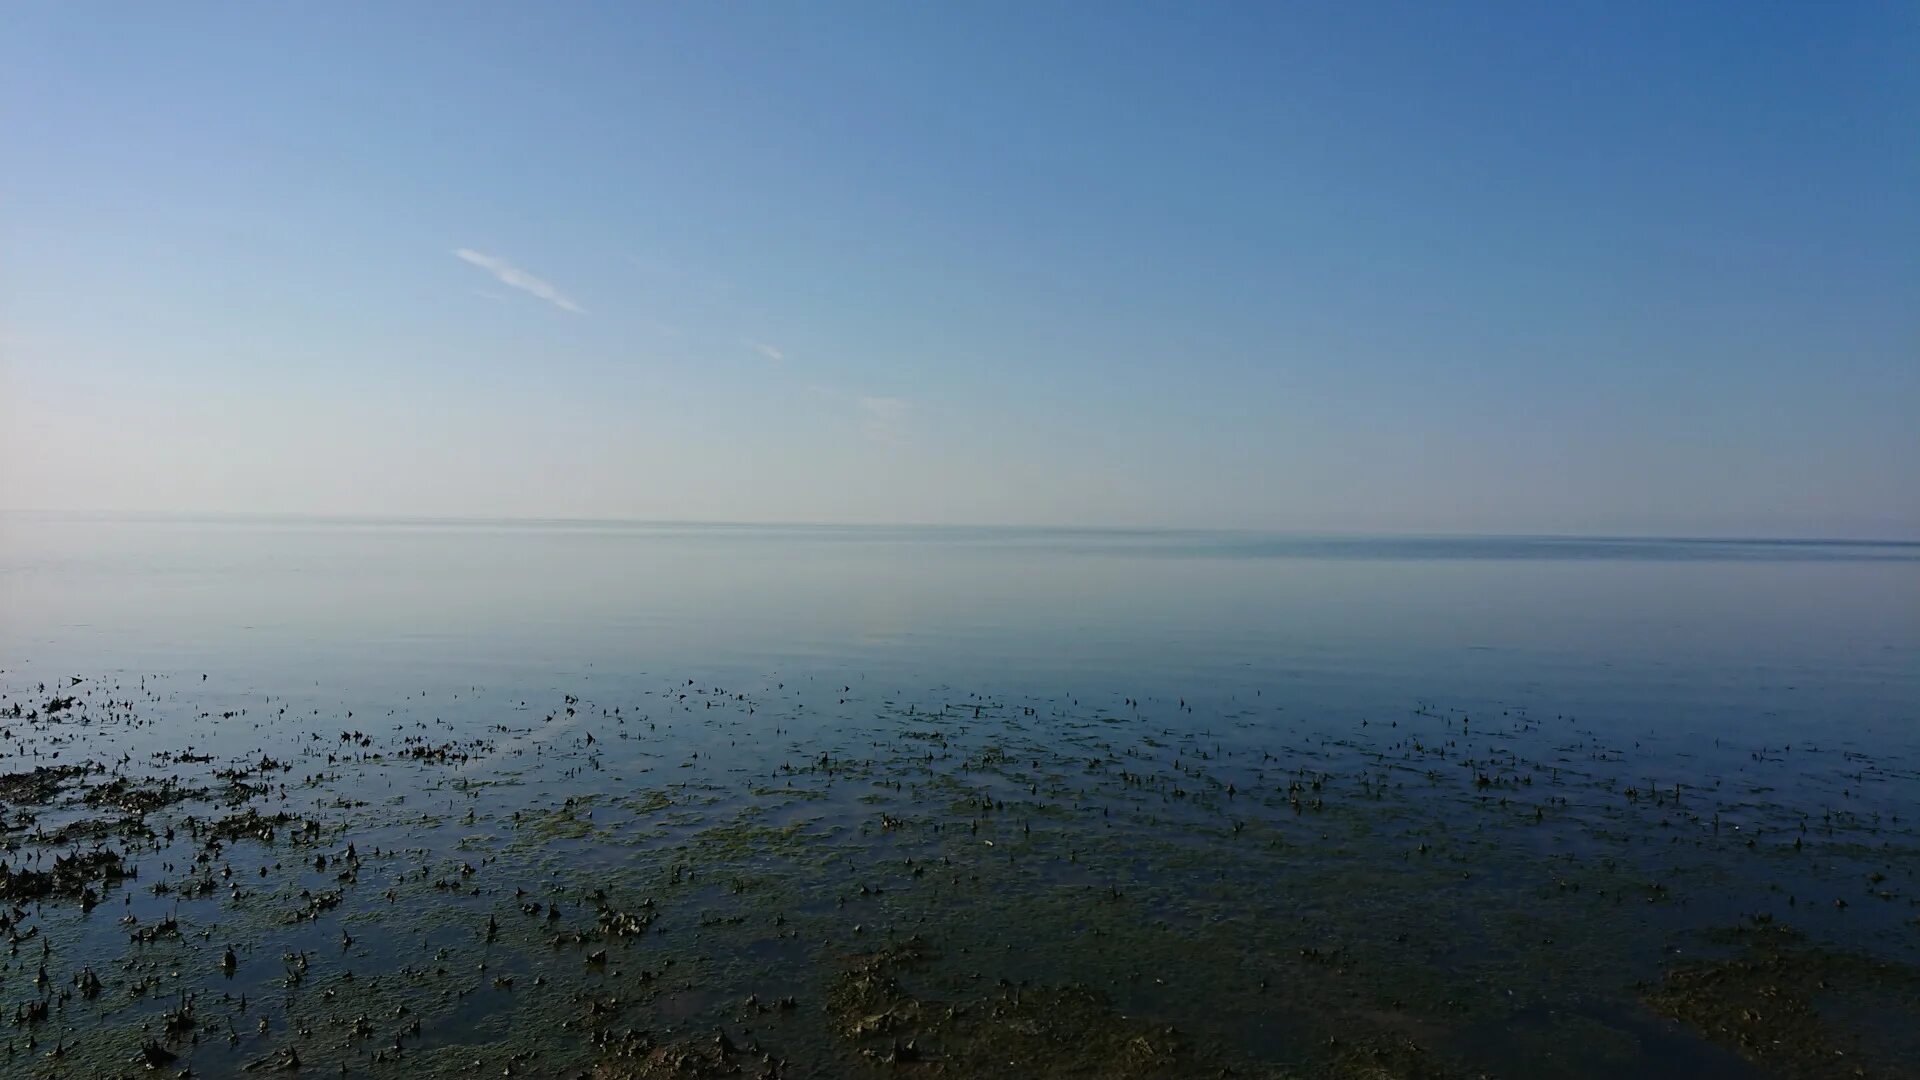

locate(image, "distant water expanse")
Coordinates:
4 515 1916 747
3 514 1918 1077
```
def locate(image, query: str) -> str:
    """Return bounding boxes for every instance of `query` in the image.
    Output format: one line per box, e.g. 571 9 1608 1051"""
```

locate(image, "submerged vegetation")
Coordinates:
0 669 1914 1078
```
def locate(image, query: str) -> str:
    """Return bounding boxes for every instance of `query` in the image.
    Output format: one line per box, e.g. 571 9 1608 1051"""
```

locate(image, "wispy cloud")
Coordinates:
857 396 910 445
454 249 584 314
747 341 784 362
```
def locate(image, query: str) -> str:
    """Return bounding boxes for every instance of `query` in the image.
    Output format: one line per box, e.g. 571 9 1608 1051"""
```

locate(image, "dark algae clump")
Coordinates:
0 849 127 902
827 935 1202 1077
0 765 89 806
1647 923 1920 1078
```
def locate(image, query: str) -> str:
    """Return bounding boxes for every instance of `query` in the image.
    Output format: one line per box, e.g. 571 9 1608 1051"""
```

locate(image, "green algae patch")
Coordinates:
692 817 831 863
824 934 1266 1078
750 784 828 801
624 789 676 814
1646 923 1920 1078
528 808 600 842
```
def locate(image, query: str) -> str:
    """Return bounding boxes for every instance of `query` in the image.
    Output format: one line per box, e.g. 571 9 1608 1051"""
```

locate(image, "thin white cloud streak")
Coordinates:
453 249 584 313
749 341 784 362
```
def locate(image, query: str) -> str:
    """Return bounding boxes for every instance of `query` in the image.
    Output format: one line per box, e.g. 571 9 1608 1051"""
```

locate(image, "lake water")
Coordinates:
2 515 1917 1078
7 517 1916 731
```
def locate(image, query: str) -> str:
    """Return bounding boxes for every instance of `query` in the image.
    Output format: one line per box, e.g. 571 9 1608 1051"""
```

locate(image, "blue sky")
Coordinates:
3 3 1915 535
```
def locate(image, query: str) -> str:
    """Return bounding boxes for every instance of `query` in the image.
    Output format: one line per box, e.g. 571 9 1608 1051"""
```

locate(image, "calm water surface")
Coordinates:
6 517 1916 733
2 516 1917 1078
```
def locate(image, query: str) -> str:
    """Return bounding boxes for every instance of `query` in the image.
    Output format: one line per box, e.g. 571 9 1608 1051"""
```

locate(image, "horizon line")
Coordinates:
2 508 1915 547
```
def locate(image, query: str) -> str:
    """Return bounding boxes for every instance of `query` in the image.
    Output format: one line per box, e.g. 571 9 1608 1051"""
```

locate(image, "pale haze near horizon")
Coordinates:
2 5 1915 538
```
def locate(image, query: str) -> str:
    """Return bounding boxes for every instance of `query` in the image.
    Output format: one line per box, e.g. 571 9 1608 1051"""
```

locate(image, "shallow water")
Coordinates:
2 516 1916 1077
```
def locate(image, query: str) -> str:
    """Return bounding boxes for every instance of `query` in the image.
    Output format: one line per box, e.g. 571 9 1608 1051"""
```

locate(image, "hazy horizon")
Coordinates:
5 508 1919 547
5 5 1916 538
